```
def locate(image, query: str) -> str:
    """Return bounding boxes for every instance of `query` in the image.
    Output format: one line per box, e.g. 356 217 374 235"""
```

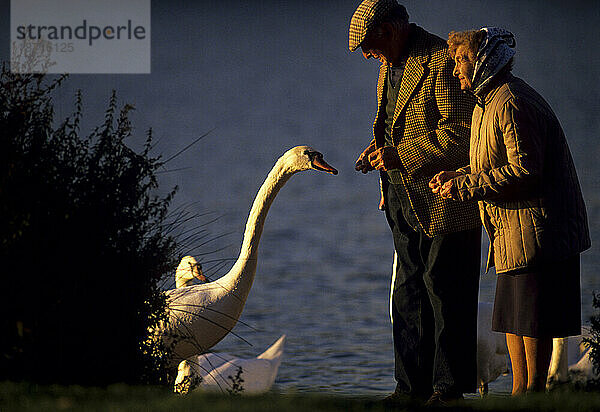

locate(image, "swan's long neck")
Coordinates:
219 158 294 300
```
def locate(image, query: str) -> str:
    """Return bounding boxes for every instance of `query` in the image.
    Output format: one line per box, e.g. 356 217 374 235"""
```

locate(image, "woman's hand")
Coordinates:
429 171 460 194
439 180 458 200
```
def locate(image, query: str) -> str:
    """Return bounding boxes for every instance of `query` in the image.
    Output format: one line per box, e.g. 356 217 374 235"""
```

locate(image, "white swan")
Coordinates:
548 334 597 386
174 335 286 395
568 346 596 381
160 146 337 363
175 256 206 288
548 337 578 384
476 302 509 396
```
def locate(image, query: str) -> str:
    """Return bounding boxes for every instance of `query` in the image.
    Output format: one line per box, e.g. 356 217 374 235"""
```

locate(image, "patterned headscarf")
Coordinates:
471 27 516 96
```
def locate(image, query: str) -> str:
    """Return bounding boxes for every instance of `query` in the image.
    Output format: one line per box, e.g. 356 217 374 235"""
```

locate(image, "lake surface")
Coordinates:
3 0 598 396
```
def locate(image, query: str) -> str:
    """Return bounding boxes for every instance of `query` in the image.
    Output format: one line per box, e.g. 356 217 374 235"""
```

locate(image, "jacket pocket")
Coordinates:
484 201 502 229
484 202 507 271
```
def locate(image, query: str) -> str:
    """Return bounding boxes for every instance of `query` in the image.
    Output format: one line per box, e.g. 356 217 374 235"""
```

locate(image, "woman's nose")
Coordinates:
453 62 460 77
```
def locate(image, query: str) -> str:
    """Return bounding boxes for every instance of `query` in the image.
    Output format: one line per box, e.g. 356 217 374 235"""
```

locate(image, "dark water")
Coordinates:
2 0 598 396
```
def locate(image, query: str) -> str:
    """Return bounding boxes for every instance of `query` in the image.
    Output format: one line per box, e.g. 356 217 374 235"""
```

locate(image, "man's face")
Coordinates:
453 45 475 91
360 30 393 65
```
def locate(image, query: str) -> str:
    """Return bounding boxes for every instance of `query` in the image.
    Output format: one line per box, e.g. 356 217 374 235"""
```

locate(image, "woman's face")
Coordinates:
453 45 475 91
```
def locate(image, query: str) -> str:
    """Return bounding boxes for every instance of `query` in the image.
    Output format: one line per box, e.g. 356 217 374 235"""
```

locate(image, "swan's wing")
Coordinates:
477 302 508 356
196 357 242 392
257 335 285 361
192 351 237 375
476 332 509 384
569 347 595 378
200 358 277 394
567 334 587 365
163 279 244 358
256 336 285 389
477 302 493 330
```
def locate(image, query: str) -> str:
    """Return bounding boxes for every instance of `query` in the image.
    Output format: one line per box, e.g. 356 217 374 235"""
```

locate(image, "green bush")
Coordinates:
584 292 600 389
0 66 178 385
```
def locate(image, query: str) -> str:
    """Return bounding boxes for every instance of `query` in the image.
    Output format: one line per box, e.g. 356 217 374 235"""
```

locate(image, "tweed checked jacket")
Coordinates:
372 25 480 237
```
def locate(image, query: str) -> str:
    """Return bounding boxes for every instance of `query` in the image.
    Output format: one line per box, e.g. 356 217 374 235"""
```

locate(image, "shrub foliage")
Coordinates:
585 293 600 381
0 66 178 385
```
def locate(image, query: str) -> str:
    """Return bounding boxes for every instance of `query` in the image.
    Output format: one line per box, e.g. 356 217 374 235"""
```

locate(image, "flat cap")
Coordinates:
348 0 404 52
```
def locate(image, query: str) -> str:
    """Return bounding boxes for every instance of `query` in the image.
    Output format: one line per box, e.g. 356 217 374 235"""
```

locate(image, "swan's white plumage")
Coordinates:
568 347 595 379
548 333 598 385
174 335 286 394
159 147 336 363
476 302 509 395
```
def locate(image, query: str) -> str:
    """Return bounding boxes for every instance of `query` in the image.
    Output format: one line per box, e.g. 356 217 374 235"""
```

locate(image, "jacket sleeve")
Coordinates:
396 57 474 177
456 165 471 174
453 97 544 202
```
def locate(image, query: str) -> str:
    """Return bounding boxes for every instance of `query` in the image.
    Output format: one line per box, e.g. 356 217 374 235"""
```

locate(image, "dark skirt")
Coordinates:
492 254 581 338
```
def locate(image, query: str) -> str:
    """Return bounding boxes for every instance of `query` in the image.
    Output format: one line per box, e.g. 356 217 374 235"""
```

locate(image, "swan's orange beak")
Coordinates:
313 157 338 175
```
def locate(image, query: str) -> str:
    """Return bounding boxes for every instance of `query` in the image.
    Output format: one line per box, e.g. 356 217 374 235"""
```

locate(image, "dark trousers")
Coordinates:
383 180 481 396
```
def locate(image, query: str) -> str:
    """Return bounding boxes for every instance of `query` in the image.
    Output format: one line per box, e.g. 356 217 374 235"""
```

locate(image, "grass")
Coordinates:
2 382 600 411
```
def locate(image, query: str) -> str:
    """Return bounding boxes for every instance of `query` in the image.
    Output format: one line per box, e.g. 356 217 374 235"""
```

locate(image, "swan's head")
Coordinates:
281 146 338 175
175 256 206 288
174 359 200 394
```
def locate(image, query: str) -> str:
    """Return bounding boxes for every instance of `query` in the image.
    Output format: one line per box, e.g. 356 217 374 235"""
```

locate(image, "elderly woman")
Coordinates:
429 28 590 395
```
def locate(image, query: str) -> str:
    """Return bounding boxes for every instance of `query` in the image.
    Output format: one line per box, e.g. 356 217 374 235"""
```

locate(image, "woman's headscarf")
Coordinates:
471 27 516 96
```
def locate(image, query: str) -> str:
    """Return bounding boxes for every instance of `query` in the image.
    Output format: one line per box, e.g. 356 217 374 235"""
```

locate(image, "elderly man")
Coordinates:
349 0 482 404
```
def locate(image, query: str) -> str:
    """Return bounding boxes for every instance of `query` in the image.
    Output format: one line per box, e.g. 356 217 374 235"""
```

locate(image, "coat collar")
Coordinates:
475 71 515 107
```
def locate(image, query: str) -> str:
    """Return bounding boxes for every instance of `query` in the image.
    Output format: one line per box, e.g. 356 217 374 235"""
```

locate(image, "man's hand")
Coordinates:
429 171 460 194
367 146 402 171
379 178 386 211
355 141 377 174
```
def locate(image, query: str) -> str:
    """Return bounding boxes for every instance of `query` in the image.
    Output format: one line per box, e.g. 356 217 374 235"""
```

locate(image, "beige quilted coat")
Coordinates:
453 73 590 273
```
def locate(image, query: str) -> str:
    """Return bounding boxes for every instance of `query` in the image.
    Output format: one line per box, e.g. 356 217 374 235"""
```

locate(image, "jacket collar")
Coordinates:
378 24 431 125
404 24 431 66
474 71 514 107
